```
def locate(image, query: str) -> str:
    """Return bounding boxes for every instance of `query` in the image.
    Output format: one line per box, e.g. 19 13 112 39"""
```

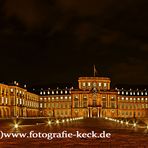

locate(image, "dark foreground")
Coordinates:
0 118 148 148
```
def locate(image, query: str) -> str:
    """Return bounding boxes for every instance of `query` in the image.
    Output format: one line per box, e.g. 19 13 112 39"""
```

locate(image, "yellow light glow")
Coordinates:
14 124 18 129
56 120 59 124
48 121 51 125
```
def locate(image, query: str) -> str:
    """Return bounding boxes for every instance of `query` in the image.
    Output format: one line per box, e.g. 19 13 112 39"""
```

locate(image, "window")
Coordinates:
99 83 101 87
83 102 87 107
104 83 107 87
20 99 22 105
88 82 91 86
82 82 86 87
111 102 115 108
102 97 106 101
40 103 42 108
6 98 8 104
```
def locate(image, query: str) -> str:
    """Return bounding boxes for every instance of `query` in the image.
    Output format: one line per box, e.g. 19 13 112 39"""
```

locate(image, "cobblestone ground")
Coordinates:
0 118 148 148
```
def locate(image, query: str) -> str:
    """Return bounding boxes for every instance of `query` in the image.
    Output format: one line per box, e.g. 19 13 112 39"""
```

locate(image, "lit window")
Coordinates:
130 98 132 101
137 92 139 95
60 96 63 99
141 98 144 101
122 97 124 100
145 92 147 95
56 97 58 100
44 98 47 101
48 97 50 101
40 103 42 108
52 97 54 100
10 88 13 92
40 98 43 101
126 97 128 100
118 91 120 94
65 96 67 99
126 92 128 95
82 82 86 87
47 91 50 94
40 92 42 95
122 91 124 95
130 92 132 95
20 99 22 104
145 98 147 101
52 91 54 94
69 96 71 99
104 83 107 87
99 83 101 87
141 92 143 95
20 91 21 94
133 92 135 95
88 82 91 86
133 98 136 101
137 98 140 100
56 91 58 94
61 91 63 94
43 91 46 95
65 90 67 94
5 98 8 104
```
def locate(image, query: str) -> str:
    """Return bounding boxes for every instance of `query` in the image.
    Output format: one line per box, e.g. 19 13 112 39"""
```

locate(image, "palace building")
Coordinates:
0 72 148 118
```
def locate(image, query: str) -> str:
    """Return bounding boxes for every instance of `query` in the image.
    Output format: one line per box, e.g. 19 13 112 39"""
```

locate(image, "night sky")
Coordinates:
0 0 148 87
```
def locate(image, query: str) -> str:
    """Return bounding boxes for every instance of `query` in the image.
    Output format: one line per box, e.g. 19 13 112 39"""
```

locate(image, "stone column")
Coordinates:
88 108 89 117
90 108 92 118
97 107 99 118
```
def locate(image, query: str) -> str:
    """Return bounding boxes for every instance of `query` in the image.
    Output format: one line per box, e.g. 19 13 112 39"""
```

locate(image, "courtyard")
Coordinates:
0 118 148 148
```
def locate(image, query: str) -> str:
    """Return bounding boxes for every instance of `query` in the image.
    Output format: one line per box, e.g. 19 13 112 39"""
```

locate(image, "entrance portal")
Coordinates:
92 108 98 117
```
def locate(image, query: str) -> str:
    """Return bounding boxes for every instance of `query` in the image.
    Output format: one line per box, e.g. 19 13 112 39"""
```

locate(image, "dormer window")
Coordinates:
82 82 86 87
88 82 91 86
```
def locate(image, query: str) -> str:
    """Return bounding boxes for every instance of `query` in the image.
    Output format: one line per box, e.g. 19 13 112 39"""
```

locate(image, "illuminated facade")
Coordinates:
0 84 39 118
0 75 148 118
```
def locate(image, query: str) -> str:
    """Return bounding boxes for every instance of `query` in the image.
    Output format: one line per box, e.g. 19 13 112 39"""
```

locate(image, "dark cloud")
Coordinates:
1 0 148 86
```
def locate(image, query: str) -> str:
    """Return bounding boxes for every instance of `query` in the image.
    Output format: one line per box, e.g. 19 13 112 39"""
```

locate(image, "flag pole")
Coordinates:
93 65 95 77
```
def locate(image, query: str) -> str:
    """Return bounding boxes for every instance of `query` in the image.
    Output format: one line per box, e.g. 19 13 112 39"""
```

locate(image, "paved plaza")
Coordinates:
0 118 148 148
